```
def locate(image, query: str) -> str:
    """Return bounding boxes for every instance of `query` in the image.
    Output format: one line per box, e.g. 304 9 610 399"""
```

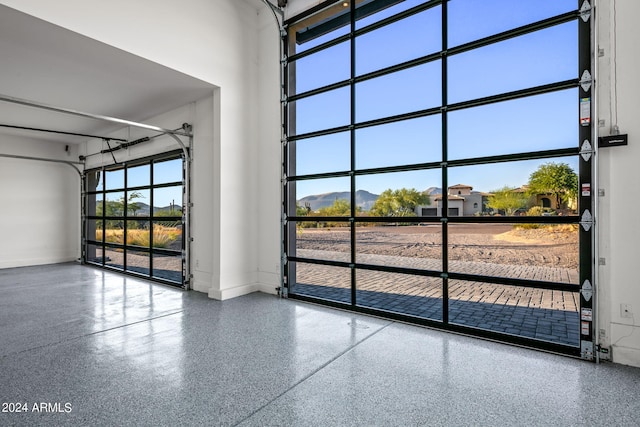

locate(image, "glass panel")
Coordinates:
292 86 351 135
296 222 350 263
105 192 125 217
294 177 351 214
126 220 150 248
105 168 124 190
448 21 578 104
294 41 350 94
86 244 103 265
153 158 182 185
292 262 351 304
356 270 443 320
127 164 150 188
356 169 442 217
152 222 183 251
356 6 441 75
356 0 429 30
448 279 579 346
356 61 441 123
126 189 150 217
86 170 103 192
152 253 182 283
356 222 441 271
153 186 183 216
448 90 577 160
296 132 350 176
126 250 150 277
104 246 124 271
447 157 579 216
448 0 576 47
448 223 579 284
356 115 441 169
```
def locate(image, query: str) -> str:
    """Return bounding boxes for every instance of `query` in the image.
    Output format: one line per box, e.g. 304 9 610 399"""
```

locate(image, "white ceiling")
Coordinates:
0 4 215 144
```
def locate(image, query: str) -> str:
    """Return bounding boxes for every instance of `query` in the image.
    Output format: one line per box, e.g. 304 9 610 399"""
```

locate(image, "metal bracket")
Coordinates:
580 0 592 22
579 70 592 92
581 279 593 302
581 341 594 360
580 209 593 231
580 140 593 162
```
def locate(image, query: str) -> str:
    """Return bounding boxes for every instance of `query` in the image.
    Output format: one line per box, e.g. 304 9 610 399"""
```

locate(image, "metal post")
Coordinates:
262 0 288 297
167 132 192 290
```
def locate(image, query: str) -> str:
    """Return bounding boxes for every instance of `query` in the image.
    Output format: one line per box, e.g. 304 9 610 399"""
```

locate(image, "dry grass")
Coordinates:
95 226 181 248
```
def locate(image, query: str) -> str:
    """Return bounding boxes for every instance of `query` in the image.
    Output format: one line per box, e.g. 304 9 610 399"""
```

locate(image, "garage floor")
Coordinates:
1 263 639 426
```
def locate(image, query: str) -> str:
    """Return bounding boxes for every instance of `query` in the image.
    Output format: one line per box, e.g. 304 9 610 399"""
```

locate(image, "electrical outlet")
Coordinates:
621 304 633 318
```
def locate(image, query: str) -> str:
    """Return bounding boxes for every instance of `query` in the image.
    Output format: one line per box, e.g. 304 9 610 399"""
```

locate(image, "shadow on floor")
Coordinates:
292 283 579 347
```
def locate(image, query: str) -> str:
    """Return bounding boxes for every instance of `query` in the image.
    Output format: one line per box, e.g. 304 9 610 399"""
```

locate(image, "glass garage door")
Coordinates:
84 151 186 287
283 0 594 357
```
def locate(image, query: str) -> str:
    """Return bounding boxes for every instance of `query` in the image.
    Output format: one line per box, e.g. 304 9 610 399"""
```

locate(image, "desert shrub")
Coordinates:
96 226 180 248
526 206 544 216
96 229 125 244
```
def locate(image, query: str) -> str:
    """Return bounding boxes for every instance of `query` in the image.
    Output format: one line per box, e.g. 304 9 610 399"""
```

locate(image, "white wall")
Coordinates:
0 135 80 268
1 0 278 299
596 0 640 367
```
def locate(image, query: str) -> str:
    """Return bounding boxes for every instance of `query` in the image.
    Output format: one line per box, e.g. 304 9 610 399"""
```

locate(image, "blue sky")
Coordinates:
98 158 183 208
292 0 579 199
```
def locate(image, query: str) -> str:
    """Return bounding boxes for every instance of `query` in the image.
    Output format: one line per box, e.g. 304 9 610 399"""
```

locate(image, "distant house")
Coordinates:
417 184 489 217
513 185 577 210
516 185 574 211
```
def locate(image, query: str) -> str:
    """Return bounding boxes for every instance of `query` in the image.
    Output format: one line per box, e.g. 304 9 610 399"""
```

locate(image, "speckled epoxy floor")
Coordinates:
1 263 639 426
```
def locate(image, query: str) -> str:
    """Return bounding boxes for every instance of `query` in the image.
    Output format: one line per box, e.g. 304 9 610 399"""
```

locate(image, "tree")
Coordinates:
486 186 528 216
296 202 311 216
318 198 352 217
527 162 578 209
369 188 429 217
126 191 144 216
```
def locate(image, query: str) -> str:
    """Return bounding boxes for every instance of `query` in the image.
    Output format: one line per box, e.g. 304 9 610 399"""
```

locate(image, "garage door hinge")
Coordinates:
580 1 591 22
580 140 593 162
579 70 592 92
580 209 593 231
581 279 593 302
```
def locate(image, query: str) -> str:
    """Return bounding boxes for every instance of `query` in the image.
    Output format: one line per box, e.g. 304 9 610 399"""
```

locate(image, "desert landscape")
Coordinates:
293 223 580 312
296 223 578 271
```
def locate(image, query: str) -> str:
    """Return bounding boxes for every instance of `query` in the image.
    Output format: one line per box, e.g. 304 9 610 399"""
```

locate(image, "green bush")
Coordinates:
526 206 543 216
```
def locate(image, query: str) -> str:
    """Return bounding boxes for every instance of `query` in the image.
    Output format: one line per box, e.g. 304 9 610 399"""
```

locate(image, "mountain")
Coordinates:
424 187 442 195
128 202 182 215
298 190 379 211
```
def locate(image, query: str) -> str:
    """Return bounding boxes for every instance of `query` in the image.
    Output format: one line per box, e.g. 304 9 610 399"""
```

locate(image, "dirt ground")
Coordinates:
296 224 578 269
